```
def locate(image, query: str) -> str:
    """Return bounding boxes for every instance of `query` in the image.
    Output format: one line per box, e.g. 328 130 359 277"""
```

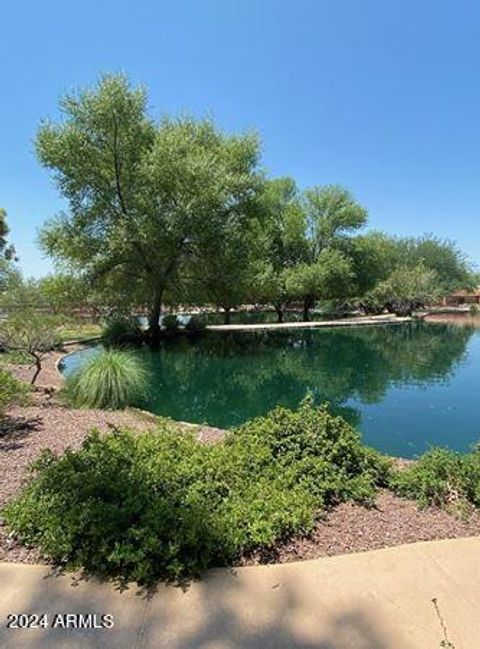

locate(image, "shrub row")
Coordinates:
101 315 207 348
3 397 390 584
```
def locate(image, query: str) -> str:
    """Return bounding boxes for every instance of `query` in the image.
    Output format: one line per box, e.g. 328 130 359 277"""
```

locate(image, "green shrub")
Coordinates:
102 317 142 348
2 398 391 584
64 350 149 409
390 447 480 509
161 314 180 333
0 368 29 413
469 303 479 317
227 396 392 508
185 315 207 336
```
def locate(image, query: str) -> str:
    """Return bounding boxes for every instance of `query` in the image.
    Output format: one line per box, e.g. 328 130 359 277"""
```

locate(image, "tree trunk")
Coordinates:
31 358 42 386
302 297 312 322
274 305 284 323
148 289 164 345
223 307 231 325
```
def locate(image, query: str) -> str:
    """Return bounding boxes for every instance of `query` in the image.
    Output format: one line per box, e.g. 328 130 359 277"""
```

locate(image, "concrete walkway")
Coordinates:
207 314 412 331
1 537 479 648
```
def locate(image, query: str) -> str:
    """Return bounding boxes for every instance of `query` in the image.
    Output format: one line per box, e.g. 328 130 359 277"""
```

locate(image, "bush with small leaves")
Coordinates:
390 446 480 510
185 315 207 337
0 311 63 384
3 398 391 584
102 317 143 348
161 314 180 334
0 368 29 414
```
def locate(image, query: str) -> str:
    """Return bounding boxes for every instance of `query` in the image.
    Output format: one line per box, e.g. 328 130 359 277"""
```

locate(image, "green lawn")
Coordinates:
57 322 102 342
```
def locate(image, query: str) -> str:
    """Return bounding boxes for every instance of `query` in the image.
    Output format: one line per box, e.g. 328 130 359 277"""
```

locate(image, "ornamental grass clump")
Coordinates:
2 398 392 584
65 349 149 409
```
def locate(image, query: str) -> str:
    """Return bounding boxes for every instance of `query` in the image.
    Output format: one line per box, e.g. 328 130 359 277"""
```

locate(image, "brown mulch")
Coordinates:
239 491 480 566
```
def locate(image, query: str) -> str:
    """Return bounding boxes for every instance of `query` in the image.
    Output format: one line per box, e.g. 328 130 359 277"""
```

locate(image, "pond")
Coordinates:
60 322 480 458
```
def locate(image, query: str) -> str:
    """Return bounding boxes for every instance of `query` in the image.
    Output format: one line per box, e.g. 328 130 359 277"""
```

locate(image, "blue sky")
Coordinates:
2 0 480 277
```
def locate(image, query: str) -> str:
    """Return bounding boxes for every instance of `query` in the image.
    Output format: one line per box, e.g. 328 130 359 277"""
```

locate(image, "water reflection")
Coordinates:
62 322 478 457
139 322 470 423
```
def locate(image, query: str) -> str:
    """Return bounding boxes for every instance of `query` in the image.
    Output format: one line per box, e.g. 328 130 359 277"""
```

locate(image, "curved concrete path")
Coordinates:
1 536 479 648
207 314 412 332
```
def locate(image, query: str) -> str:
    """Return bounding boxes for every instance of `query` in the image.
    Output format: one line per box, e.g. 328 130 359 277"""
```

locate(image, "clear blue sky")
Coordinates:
2 0 480 277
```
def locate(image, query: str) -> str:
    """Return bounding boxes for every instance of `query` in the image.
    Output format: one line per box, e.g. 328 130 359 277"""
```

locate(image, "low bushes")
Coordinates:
101 317 143 348
162 314 180 334
64 349 149 409
185 315 207 337
0 368 29 413
3 398 391 584
390 447 480 509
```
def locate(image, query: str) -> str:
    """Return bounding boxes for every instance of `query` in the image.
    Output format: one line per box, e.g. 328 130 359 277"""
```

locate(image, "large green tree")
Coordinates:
392 235 475 293
303 185 368 256
37 74 263 342
290 185 367 319
189 220 263 324
254 178 307 322
285 248 355 320
369 264 440 316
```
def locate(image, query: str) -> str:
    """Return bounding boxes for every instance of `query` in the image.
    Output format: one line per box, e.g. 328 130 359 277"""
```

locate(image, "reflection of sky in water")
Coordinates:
60 323 479 458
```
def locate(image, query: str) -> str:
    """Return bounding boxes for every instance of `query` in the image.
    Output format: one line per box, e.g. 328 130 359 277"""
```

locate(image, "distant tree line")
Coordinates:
2 74 477 339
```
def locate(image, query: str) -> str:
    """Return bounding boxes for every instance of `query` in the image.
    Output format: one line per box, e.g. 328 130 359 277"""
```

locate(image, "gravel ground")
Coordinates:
239 491 480 566
0 399 161 564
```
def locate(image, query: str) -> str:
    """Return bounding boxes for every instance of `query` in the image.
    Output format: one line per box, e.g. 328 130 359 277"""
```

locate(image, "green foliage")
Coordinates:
185 315 207 336
254 178 308 319
0 311 64 384
393 236 475 294
3 399 390 584
102 317 142 348
303 185 368 254
0 209 19 292
229 397 392 508
64 349 149 409
369 264 440 316
390 447 480 510
37 273 88 313
342 231 398 297
285 248 355 318
161 314 180 333
0 368 29 414
0 274 44 308
37 74 263 341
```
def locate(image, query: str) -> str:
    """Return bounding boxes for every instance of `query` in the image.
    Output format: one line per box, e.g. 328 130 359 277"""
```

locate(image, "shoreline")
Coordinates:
206 314 412 331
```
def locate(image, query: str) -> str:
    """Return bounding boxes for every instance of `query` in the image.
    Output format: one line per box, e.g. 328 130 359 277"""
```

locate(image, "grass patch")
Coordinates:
0 350 33 365
58 322 102 342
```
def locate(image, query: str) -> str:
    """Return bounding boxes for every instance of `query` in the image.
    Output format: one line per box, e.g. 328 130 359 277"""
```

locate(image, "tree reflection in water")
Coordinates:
62 322 477 456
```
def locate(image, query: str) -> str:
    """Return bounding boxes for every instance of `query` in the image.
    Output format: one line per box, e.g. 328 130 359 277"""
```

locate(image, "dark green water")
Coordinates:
61 322 480 458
